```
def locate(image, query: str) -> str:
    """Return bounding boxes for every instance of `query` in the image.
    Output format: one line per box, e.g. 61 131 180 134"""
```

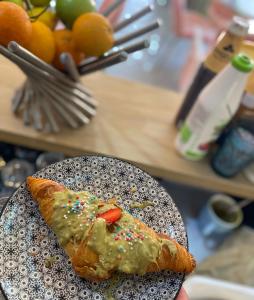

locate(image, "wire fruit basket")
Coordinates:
0 0 160 133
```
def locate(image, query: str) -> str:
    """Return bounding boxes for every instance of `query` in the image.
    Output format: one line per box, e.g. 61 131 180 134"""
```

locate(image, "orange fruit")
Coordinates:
27 21 56 64
53 29 85 70
72 12 114 57
0 2 32 47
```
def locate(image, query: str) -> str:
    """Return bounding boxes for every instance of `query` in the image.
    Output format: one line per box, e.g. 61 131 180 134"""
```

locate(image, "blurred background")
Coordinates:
98 0 254 92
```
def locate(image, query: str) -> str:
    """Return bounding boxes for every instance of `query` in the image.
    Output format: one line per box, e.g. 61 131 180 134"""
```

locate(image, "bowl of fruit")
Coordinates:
0 0 160 133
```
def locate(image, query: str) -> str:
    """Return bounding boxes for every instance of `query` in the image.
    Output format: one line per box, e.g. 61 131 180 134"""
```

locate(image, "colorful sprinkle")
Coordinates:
89 196 97 203
118 246 125 252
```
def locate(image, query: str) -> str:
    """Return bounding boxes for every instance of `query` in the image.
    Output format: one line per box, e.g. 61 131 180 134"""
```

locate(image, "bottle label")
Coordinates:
204 32 243 74
177 103 229 160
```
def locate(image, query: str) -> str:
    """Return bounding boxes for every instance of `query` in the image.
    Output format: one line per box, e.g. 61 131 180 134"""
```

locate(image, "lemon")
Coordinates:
29 7 57 30
30 0 50 6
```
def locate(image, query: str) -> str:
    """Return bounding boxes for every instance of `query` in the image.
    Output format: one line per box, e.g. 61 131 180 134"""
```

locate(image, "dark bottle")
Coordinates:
175 16 249 128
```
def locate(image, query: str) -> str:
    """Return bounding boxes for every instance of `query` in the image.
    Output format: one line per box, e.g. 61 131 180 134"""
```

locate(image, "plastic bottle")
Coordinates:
175 53 254 161
238 41 254 126
175 16 249 128
222 60 254 138
217 41 254 142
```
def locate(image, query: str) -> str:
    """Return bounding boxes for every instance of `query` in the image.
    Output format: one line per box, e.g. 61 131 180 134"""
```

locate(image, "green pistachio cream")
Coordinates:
51 190 177 277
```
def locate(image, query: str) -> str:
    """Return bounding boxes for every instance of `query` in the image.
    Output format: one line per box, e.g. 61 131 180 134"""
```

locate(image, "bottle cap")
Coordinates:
229 16 249 37
231 53 254 72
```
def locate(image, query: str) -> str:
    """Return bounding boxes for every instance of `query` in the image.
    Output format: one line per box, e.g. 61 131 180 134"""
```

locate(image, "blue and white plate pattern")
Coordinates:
0 156 187 300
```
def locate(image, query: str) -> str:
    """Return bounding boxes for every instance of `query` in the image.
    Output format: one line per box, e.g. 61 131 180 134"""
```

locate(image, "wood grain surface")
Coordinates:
0 56 253 199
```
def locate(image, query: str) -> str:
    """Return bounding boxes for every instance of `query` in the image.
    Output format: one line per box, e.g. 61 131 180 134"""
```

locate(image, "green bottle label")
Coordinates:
180 123 192 143
185 150 205 160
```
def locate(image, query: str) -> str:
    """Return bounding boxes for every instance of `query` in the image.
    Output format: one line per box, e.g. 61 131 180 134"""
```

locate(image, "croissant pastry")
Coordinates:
27 176 196 281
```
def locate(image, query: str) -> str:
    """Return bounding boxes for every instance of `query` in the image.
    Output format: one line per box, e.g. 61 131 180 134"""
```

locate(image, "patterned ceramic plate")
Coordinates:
0 156 187 300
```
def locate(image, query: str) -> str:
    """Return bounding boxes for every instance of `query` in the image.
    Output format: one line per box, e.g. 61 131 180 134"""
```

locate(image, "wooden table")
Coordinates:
0 56 253 199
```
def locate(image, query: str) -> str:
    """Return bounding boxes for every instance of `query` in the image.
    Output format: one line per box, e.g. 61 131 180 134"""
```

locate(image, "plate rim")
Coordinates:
0 154 188 300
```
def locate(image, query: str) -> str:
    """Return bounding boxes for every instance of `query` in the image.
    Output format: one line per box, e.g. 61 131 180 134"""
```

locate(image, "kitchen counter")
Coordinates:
0 56 253 199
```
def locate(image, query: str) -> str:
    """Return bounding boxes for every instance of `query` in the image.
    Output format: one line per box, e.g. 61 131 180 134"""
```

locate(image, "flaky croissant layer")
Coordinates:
27 176 195 281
